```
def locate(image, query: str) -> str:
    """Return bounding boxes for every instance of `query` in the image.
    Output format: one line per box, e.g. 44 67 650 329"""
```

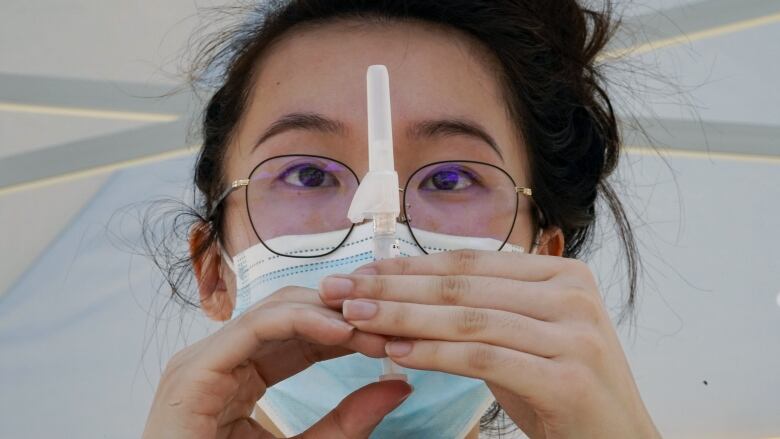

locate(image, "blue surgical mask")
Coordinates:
222 223 526 438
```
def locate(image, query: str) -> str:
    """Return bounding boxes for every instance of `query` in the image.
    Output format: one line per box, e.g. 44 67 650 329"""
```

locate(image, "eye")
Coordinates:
280 163 338 188
419 166 477 191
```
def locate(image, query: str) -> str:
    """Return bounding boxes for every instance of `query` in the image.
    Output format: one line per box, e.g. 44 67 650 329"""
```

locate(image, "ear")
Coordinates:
534 226 565 257
189 221 234 321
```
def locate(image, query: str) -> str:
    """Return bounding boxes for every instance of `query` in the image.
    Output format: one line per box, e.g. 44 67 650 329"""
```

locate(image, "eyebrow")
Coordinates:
253 112 347 149
252 111 504 160
407 117 503 161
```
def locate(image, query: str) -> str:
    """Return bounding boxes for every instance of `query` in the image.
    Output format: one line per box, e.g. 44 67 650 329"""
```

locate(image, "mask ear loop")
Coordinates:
217 238 236 273
528 228 543 255
528 209 548 255
527 203 547 255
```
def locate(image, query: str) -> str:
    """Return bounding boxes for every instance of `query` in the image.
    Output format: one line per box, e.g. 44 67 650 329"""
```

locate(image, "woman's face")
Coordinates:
217 19 547 293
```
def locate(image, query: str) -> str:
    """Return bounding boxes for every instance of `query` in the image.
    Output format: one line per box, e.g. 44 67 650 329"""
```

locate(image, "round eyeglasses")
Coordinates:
209 154 536 258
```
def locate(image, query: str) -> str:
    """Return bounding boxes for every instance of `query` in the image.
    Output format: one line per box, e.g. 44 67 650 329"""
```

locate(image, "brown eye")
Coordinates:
280 164 337 188
419 166 477 191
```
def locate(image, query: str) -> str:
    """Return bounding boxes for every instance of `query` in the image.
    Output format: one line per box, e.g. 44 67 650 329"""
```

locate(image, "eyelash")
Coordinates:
419 167 480 191
279 163 338 188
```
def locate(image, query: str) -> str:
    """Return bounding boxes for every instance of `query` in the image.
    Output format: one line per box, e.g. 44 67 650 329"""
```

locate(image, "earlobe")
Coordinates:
189 221 235 321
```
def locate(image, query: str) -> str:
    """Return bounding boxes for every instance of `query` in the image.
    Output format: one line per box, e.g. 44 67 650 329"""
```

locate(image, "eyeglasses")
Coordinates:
210 154 536 258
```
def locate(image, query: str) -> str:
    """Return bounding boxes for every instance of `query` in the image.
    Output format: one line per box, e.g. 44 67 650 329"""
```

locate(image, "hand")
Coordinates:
319 250 662 439
143 286 413 439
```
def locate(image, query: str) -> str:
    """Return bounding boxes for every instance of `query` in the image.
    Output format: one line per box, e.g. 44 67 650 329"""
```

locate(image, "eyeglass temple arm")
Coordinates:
516 186 546 228
209 179 250 218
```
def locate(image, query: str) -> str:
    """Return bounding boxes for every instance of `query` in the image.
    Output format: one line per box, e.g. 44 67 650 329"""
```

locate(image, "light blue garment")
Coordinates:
223 223 525 438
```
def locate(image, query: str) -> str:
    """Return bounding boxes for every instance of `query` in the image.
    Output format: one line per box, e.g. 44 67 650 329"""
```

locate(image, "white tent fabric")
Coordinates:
0 155 220 438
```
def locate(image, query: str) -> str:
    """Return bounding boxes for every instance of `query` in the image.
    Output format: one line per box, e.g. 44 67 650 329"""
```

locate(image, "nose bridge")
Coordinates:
352 143 416 180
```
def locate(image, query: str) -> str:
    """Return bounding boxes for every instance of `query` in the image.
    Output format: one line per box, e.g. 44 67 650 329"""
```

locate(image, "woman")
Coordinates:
142 1 662 437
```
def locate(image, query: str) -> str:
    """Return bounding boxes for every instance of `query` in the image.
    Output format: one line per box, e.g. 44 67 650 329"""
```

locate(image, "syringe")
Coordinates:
347 65 406 382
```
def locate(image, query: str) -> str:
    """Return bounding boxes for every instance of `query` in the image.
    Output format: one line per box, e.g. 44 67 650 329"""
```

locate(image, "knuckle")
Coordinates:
451 249 479 273
233 309 263 339
290 307 330 338
500 312 528 333
561 286 589 308
420 342 442 367
167 348 188 367
395 257 412 275
256 286 298 307
244 302 309 334
563 287 603 324
245 295 284 315
240 300 277 322
162 350 188 378
455 308 488 335
438 275 469 305
233 307 255 330
390 305 407 328
466 344 495 371
504 351 529 371
275 285 299 297
572 330 607 363
565 258 588 273
565 259 597 283
289 305 316 325
367 276 389 299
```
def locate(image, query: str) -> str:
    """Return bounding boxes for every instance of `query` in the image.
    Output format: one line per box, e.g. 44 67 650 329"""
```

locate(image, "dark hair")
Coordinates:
154 0 640 435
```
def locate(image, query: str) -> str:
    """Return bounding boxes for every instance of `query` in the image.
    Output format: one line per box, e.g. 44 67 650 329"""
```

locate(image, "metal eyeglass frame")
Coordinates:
208 154 537 258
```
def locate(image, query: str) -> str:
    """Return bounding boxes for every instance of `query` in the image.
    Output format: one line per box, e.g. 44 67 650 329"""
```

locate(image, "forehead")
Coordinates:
229 18 524 171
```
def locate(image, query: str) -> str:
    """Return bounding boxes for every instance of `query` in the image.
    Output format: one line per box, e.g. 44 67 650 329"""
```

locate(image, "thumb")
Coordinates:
298 379 412 439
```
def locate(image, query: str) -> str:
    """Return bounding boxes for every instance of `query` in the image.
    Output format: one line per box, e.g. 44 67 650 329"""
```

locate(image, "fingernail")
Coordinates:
343 299 378 320
385 341 413 357
320 276 354 299
352 265 377 275
328 318 355 331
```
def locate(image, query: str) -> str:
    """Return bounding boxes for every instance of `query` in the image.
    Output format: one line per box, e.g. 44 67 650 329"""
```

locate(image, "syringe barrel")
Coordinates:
373 216 398 261
373 213 396 235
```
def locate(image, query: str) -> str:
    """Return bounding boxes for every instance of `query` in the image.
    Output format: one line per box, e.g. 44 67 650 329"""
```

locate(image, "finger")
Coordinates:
253 285 393 357
250 330 390 388
384 339 551 401
260 285 327 307
351 249 570 281
342 299 562 358
199 301 358 372
320 274 562 321
218 416 274 439
216 363 266 428
264 285 394 356
299 380 413 439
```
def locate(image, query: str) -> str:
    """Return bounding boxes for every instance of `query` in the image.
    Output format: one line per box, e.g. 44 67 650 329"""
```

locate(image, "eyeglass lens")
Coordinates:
245 156 519 256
